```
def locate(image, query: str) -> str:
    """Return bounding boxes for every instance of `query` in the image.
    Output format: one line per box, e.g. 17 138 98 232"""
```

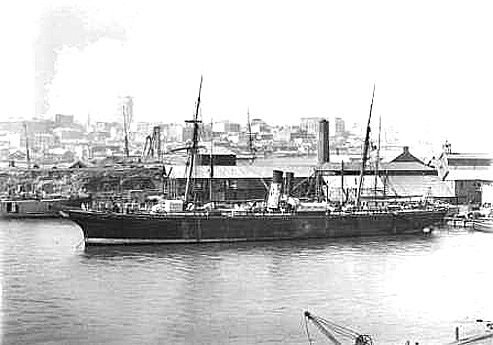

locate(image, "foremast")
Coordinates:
247 108 256 163
184 76 203 204
23 122 31 169
355 84 375 209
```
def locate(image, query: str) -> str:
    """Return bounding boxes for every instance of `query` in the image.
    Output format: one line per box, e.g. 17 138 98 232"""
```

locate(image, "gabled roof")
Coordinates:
390 146 425 164
69 160 89 169
8 150 26 159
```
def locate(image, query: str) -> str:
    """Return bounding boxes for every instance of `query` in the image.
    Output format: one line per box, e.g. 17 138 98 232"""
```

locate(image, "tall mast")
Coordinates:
356 84 376 208
23 122 30 169
184 76 203 204
374 115 381 199
122 105 129 158
209 118 213 202
247 108 255 163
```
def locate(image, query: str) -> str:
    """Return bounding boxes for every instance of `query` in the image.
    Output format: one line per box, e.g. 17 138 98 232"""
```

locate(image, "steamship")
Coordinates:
65 173 447 245
62 81 448 245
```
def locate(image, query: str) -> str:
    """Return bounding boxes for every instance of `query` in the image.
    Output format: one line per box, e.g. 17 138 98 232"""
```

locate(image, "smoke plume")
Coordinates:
34 5 126 116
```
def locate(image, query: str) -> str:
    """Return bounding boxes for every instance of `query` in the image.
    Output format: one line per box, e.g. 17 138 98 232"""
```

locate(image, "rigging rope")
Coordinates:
304 311 374 345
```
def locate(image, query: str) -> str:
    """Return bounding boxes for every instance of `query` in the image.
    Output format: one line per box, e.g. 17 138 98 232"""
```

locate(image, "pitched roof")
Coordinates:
390 146 425 164
69 160 89 169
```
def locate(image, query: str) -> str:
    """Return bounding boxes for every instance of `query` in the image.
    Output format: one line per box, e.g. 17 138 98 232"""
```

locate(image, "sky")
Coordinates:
1 0 493 152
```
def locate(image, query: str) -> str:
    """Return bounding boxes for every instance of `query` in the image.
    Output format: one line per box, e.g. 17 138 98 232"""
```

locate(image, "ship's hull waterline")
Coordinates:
65 208 447 245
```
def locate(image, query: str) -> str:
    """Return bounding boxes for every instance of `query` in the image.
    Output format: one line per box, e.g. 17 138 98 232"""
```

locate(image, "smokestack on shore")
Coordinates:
318 119 330 165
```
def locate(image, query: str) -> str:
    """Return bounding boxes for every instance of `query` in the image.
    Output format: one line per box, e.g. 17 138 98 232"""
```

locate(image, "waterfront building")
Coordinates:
432 142 493 205
316 146 454 203
165 165 314 203
196 146 237 166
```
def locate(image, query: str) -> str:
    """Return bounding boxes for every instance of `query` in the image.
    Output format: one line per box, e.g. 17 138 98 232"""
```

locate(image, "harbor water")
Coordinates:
1 219 493 344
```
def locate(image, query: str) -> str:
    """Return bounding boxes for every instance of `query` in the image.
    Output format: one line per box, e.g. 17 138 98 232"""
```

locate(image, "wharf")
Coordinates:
444 217 474 228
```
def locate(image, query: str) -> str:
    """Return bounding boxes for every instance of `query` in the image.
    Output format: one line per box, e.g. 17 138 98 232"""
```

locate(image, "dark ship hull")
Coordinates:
65 208 447 245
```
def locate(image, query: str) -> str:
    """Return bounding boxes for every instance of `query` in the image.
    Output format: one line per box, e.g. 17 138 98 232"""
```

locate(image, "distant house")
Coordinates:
69 160 89 169
8 150 26 161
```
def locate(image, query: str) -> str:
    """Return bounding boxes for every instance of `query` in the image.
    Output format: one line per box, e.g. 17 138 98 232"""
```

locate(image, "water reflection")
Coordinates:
2 220 492 345
80 233 438 258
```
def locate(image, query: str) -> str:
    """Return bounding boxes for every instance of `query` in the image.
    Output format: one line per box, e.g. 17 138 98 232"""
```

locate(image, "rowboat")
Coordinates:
472 218 493 233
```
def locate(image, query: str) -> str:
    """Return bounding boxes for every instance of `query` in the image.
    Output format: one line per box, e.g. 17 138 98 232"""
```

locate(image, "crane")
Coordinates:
304 311 374 345
141 126 162 161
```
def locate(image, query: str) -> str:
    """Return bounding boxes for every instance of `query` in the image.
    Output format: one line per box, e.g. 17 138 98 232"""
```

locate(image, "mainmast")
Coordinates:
356 84 376 208
209 118 214 202
184 76 203 204
373 115 381 199
23 122 31 169
247 108 255 163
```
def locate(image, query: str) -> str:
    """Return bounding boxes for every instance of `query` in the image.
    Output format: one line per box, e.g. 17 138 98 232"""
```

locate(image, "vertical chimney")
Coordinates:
318 120 330 164
284 172 294 197
267 170 283 209
153 126 161 160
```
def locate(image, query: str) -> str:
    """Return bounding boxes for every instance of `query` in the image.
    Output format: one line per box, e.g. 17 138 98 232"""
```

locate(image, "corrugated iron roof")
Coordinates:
386 176 455 198
447 152 493 159
446 169 493 181
321 175 454 198
317 161 435 172
168 165 315 179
